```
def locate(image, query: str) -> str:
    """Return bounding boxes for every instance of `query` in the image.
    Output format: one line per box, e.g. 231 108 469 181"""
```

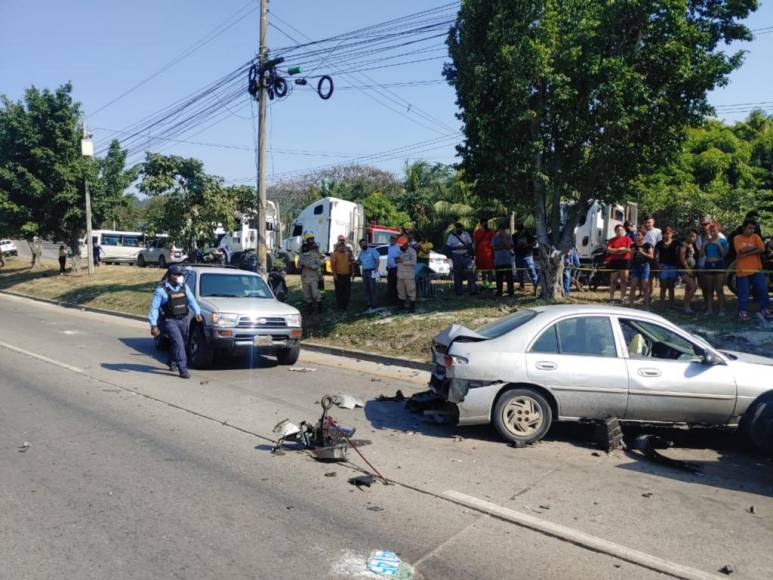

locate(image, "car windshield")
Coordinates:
199 273 273 298
476 309 538 338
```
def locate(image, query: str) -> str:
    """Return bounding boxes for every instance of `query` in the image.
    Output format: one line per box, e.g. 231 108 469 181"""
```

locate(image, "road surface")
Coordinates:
1 293 771 579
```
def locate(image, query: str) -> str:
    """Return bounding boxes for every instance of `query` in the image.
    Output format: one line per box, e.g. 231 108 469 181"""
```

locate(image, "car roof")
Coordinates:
185 266 259 276
529 303 670 324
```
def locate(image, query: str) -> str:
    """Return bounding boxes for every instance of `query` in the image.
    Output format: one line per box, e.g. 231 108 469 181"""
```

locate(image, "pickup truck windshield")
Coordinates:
199 274 272 298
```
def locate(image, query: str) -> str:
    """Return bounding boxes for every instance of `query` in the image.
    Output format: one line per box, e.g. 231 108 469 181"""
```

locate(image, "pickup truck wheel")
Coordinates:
276 345 300 365
158 255 167 269
493 388 552 447
137 255 146 268
188 325 213 369
742 392 773 456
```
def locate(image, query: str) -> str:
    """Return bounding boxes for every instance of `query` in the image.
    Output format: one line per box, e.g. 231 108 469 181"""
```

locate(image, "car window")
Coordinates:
291 224 303 237
476 310 538 338
102 235 120 246
122 235 141 247
313 204 323 215
199 273 272 298
184 272 196 295
556 316 617 357
619 319 700 361
530 324 558 353
376 246 389 256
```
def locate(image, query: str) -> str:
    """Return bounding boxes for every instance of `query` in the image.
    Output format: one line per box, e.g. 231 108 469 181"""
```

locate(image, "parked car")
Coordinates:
430 304 773 454
138 236 187 268
374 244 451 277
154 266 302 368
1 239 18 256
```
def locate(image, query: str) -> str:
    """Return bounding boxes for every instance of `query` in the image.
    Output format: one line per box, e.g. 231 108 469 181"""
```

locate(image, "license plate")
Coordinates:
253 335 272 346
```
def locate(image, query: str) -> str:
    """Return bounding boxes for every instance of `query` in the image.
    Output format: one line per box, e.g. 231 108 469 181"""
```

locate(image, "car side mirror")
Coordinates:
695 346 722 366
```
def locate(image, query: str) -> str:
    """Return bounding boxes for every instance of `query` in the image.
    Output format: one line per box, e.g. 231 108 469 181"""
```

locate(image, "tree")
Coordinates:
445 0 757 298
362 191 410 227
138 153 242 250
93 140 140 229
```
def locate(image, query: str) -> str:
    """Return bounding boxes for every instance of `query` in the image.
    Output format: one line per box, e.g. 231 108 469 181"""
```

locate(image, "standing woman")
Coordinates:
628 231 654 307
473 218 495 285
700 223 729 316
679 229 699 314
605 224 632 303
655 227 679 306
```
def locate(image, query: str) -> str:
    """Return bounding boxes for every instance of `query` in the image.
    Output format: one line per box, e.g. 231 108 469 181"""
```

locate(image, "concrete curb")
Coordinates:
0 289 432 371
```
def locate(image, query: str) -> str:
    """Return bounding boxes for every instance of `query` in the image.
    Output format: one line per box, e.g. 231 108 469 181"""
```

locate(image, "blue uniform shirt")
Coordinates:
358 247 380 271
148 281 202 326
387 243 401 269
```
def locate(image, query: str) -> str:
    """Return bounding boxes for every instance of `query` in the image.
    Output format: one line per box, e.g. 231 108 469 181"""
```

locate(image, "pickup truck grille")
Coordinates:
237 316 287 328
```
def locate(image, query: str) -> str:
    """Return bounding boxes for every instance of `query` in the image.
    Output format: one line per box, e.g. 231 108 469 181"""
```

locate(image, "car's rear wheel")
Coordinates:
276 345 300 365
137 254 146 268
493 388 553 447
188 324 213 369
742 392 773 456
158 255 167 269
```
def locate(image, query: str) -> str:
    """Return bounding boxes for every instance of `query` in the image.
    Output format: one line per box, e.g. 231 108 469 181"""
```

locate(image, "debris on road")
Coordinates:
332 394 364 409
628 434 703 473
719 564 735 575
349 474 376 489
18 441 31 453
641 492 654 498
594 417 624 452
288 366 317 373
324 472 337 477
271 396 355 461
367 506 385 512
376 390 405 402
405 390 443 413
591 451 602 457
199 380 209 385
453 435 464 442
747 505 756 514
367 550 415 579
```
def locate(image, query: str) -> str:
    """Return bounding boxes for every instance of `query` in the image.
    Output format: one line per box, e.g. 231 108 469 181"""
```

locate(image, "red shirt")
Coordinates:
605 235 632 262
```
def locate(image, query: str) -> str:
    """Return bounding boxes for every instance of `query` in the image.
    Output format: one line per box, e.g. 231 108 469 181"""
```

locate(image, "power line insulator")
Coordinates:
273 76 288 98
317 75 334 100
294 78 308 86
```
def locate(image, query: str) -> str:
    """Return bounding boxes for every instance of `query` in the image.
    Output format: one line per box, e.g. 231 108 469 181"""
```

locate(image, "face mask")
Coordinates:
173 275 184 285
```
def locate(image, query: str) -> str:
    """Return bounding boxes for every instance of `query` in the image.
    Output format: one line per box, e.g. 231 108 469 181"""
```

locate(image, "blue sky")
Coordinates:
1 0 771 186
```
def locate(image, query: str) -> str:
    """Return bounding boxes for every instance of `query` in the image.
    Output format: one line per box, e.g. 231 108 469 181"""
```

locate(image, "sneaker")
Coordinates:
738 311 750 322
718 310 727 318
179 370 191 379
168 362 179 373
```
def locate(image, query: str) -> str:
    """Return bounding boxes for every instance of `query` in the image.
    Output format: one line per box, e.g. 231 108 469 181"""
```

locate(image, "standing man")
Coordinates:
473 218 495 286
357 239 380 310
299 232 323 313
92 237 101 267
396 236 418 311
148 265 202 379
330 235 354 310
512 224 538 290
447 222 477 296
642 215 662 297
387 234 401 305
29 236 43 270
58 245 67 275
491 223 514 297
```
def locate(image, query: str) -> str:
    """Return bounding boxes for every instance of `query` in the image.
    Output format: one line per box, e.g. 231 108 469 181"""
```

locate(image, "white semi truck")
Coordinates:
566 200 638 261
215 200 281 259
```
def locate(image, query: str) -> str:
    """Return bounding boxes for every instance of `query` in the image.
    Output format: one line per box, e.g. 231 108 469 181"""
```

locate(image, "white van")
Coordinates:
80 230 144 264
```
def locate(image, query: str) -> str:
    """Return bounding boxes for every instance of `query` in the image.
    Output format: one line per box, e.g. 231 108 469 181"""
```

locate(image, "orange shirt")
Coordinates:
330 248 353 275
733 233 764 276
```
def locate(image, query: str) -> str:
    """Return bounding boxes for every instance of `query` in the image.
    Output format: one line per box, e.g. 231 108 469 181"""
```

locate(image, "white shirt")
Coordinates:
643 227 662 248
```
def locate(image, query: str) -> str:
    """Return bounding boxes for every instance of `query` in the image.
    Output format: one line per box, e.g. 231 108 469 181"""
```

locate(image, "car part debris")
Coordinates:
367 550 416 579
18 442 30 453
641 492 654 498
288 366 317 372
405 390 443 413
376 390 405 402
273 419 301 439
332 394 364 409
628 434 703 473
349 474 376 489
367 506 385 512
747 505 756 514
594 417 624 452
719 564 735 575
324 472 337 477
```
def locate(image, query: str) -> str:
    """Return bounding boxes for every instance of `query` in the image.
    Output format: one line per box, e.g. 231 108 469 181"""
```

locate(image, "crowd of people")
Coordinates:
604 211 771 321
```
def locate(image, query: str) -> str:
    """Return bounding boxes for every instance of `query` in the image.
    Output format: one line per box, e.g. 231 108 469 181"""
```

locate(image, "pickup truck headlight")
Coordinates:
210 312 240 327
285 314 302 328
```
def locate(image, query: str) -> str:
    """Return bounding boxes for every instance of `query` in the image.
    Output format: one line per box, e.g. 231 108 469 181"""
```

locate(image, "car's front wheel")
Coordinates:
493 388 553 447
137 254 146 268
158 255 167 269
188 324 214 369
276 345 300 366
742 392 773 456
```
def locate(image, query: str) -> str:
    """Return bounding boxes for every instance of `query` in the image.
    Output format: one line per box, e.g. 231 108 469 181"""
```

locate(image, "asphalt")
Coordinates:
1 293 772 579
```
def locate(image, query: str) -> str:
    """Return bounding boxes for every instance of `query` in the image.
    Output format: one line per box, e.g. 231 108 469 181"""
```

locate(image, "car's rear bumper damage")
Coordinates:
429 366 501 426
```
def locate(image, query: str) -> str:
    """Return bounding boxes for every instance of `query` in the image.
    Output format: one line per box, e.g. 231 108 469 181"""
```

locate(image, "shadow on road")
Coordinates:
101 362 171 376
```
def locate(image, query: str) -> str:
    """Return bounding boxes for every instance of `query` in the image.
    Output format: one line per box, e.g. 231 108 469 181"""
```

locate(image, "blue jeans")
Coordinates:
362 269 377 307
563 268 574 294
163 317 190 373
515 255 538 286
736 272 770 314
451 253 477 295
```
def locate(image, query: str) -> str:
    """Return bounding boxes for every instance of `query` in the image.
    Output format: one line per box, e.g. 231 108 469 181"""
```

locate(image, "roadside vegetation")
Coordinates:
4 256 770 362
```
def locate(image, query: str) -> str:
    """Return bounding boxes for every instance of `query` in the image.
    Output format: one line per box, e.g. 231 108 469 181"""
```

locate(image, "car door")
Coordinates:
525 315 629 419
617 317 736 424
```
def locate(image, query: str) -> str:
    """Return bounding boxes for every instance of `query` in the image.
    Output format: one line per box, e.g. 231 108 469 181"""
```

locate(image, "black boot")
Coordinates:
409 301 416 312
316 301 323 313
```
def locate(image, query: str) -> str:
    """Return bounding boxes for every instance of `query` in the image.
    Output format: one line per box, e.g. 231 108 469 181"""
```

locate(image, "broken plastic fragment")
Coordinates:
366 550 415 579
332 394 364 409
273 419 301 439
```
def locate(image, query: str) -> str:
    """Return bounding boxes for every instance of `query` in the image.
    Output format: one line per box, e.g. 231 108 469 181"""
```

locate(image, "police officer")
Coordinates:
148 265 202 378
299 232 323 313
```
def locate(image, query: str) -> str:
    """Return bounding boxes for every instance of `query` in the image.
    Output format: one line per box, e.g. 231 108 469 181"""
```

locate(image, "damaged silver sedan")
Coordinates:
430 305 773 454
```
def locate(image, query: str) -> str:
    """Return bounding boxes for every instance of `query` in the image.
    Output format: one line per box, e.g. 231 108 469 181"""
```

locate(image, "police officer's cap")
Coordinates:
167 264 184 276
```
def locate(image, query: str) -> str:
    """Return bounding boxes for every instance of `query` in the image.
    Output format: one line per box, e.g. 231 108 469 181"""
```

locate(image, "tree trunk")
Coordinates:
537 244 566 300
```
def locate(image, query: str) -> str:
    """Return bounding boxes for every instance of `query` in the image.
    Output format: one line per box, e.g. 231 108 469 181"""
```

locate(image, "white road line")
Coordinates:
0 340 84 374
443 490 722 580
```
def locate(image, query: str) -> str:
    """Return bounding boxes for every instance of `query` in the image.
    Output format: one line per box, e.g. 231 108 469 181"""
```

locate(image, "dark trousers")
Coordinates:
495 266 514 296
515 255 538 286
334 274 352 309
163 317 189 373
58 256 66 273
362 269 377 307
451 253 477 295
387 267 398 304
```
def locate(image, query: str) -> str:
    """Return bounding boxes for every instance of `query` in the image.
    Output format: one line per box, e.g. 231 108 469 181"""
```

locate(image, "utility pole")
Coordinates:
256 0 269 275
81 123 95 276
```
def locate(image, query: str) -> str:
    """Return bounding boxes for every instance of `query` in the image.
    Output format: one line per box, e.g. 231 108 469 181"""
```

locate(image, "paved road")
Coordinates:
1 293 771 579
